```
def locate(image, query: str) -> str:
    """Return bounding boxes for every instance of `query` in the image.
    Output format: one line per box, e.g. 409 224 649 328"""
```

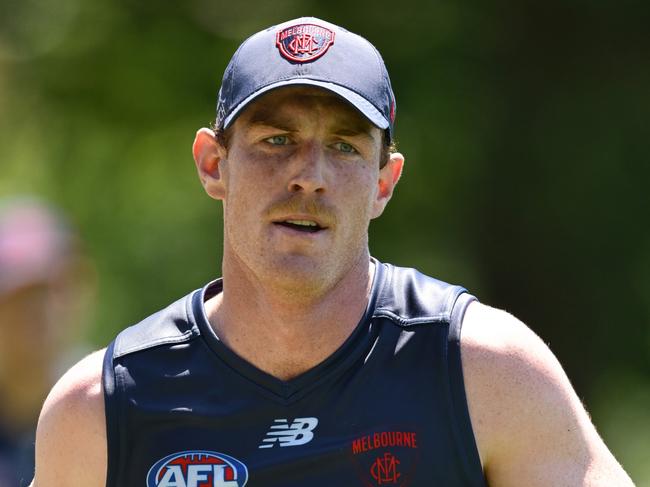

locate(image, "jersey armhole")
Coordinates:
447 292 487 486
102 340 122 487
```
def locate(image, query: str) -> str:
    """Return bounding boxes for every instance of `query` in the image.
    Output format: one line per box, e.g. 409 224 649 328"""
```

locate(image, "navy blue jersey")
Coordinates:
103 260 486 487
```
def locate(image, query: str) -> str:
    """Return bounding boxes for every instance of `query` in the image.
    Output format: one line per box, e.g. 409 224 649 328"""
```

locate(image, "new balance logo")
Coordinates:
258 417 319 449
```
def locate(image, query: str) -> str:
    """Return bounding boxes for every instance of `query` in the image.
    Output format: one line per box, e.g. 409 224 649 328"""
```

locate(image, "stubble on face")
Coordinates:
219 87 383 298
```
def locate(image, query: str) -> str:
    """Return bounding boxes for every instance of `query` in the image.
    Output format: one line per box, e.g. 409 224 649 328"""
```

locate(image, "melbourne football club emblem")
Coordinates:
350 430 420 486
276 23 335 63
146 450 248 487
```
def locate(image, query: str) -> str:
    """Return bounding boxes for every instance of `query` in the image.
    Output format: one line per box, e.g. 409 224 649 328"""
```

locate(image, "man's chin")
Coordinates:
265 254 336 293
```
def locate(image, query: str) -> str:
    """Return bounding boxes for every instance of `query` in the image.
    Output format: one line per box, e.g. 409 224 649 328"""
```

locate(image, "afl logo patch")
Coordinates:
146 450 248 487
276 23 335 63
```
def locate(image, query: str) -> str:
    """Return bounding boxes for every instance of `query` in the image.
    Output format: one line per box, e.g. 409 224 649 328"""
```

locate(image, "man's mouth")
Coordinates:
274 219 325 233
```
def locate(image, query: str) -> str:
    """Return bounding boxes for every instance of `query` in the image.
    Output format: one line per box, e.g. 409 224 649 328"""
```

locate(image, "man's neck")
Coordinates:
204 255 375 381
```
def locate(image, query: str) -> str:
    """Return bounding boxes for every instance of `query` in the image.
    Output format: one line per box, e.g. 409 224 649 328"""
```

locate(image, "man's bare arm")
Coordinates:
462 302 634 487
30 349 107 487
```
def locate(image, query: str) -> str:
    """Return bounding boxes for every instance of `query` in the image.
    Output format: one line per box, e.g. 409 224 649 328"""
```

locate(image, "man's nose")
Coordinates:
287 142 327 194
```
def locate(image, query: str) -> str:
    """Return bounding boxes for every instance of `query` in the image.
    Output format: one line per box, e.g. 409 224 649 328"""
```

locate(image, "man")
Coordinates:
31 17 634 487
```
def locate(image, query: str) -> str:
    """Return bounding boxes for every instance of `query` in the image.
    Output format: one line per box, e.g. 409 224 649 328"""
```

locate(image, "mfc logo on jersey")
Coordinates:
146 450 248 487
258 417 319 449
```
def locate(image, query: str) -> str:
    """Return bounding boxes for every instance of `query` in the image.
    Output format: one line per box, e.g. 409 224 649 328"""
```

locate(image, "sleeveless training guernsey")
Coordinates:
103 260 486 487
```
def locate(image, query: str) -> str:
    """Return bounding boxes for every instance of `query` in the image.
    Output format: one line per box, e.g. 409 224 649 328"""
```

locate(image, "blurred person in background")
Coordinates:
0 197 93 487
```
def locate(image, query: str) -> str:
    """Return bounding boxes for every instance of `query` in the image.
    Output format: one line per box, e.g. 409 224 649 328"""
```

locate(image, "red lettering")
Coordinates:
352 431 419 455
287 34 317 55
403 433 411 448
370 452 401 484
380 432 389 447
352 439 362 455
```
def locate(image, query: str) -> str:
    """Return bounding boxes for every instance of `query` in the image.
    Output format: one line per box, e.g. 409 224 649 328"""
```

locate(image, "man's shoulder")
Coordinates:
459 302 576 408
459 301 580 444
40 349 105 417
461 301 547 360
32 350 106 487
459 302 634 486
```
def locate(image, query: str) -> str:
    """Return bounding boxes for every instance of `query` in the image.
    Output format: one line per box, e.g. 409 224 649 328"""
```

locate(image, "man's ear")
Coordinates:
193 128 227 200
371 152 404 219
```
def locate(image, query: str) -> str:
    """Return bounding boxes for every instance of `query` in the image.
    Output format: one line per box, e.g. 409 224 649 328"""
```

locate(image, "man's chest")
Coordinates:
111 338 474 487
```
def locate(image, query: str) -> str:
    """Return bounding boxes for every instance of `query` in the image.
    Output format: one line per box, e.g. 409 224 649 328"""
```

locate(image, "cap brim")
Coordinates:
223 79 390 131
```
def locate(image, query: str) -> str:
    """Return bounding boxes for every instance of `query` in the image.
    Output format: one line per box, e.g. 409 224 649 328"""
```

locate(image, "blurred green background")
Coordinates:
1 0 648 482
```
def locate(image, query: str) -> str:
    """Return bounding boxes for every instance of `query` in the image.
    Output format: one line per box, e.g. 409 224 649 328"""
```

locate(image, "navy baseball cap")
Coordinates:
216 17 396 143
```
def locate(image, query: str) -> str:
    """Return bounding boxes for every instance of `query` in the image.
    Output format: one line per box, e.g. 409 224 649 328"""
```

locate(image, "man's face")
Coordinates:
197 86 402 293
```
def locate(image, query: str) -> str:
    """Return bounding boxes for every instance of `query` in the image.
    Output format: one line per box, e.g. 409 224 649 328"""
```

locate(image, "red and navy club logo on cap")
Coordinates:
146 450 248 487
276 23 335 63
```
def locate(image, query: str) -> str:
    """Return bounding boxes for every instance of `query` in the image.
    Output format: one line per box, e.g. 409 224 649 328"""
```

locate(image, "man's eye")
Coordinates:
334 142 357 154
265 135 290 145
